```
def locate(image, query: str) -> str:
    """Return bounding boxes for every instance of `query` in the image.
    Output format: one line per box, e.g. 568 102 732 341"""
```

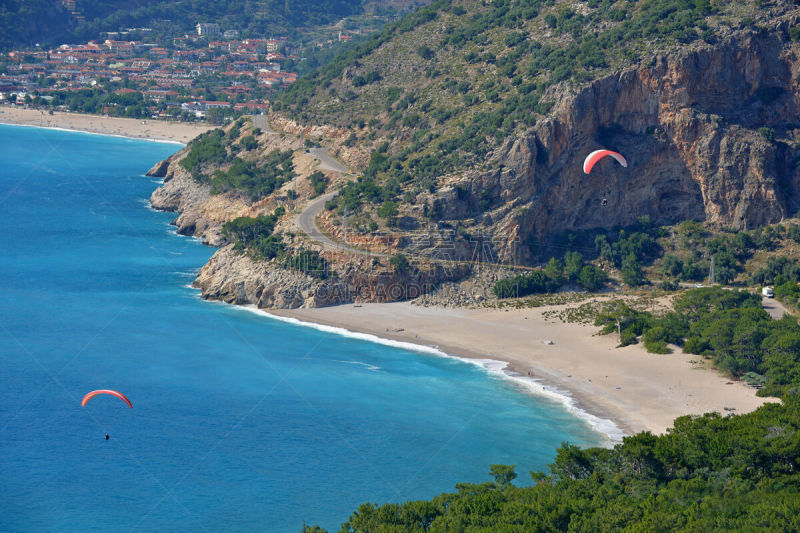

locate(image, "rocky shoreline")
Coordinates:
145 149 473 310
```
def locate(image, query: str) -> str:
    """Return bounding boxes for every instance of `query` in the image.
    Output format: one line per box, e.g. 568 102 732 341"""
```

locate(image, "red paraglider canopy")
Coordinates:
81 390 133 408
583 149 628 174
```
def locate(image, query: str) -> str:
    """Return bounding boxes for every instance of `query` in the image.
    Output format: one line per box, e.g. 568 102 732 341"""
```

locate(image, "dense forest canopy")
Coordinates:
72 0 368 41
0 0 74 50
0 0 371 50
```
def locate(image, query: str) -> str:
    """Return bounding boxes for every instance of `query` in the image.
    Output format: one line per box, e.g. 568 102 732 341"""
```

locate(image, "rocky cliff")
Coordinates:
194 246 469 309
424 26 800 262
147 151 251 246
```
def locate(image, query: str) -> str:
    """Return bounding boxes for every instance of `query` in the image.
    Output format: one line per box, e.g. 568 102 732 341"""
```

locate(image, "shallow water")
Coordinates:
0 124 605 532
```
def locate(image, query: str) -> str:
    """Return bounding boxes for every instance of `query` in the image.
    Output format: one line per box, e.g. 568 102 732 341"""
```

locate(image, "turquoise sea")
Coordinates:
0 124 607 532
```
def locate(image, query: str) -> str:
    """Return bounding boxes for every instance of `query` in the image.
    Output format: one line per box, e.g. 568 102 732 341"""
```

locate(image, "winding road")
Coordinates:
250 117 368 254
292 151 385 256
295 191 371 254
251 114 277 134
307 147 350 173
762 296 790 320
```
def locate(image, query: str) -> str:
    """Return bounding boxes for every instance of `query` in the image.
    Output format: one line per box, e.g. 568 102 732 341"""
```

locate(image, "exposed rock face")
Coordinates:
148 157 249 246
145 158 171 178
194 247 329 308
437 28 800 263
194 246 470 309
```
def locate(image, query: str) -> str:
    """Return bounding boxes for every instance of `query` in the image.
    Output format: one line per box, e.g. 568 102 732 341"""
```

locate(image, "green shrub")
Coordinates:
759 127 776 141
643 326 672 353
683 336 709 354
284 249 329 278
389 253 410 272
180 129 228 175
309 171 328 196
240 135 258 151
378 201 398 219
622 253 646 286
578 265 607 291
210 150 295 200
416 45 434 59
222 214 284 260
619 328 638 346
660 279 679 291
493 271 554 298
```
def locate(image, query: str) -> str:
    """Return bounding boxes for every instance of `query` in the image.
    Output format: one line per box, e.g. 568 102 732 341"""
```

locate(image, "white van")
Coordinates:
762 287 774 298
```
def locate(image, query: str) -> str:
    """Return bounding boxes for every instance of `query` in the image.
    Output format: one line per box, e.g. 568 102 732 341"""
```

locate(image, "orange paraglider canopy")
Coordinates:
81 390 133 408
583 149 627 174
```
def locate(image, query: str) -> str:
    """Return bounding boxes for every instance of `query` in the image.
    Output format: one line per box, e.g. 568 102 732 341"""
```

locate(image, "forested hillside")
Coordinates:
0 0 73 50
315 396 800 531
280 0 769 172
70 0 367 42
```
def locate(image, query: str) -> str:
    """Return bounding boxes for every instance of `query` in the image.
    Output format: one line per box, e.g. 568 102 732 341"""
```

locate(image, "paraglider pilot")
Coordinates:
81 390 132 442
583 150 627 209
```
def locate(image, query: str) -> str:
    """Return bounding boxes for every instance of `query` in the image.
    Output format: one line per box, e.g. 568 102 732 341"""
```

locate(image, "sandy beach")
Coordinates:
272 301 775 439
0 106 213 143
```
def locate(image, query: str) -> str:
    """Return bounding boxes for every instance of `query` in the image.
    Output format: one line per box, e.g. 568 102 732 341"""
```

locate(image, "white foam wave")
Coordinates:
495 366 624 444
239 305 623 444
138 198 161 212
249 306 449 357
166 227 203 243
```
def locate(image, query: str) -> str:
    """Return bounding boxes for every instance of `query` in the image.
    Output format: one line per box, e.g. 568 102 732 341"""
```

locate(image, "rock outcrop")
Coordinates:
194 246 470 309
148 155 250 246
145 158 172 178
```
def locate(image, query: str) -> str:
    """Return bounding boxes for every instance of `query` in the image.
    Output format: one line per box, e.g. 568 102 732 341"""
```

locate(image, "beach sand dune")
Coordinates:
274 302 774 438
0 106 213 143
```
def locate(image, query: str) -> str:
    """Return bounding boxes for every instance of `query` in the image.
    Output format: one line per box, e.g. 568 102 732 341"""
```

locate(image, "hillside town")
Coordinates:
0 23 357 122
